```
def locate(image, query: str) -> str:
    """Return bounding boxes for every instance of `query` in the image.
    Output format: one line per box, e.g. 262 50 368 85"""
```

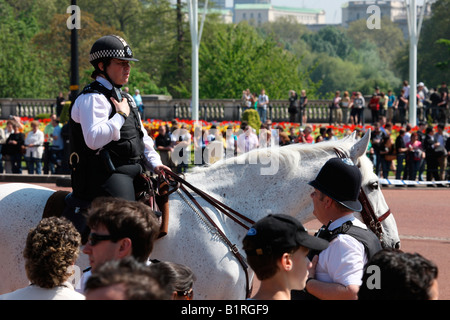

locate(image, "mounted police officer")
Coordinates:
293 157 382 300
69 35 170 204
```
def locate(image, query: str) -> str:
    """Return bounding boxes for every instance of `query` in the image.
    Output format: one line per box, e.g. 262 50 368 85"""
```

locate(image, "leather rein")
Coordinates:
333 148 392 244
160 169 255 299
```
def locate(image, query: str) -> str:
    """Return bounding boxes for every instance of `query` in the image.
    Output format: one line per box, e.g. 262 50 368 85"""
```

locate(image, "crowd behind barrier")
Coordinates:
1 117 449 184
1 82 449 179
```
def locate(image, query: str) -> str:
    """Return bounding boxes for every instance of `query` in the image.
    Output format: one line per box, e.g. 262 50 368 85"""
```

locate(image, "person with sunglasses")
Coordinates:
78 197 160 294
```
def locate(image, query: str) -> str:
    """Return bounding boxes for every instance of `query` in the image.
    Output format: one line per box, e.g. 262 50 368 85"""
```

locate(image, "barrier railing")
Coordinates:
4 96 435 124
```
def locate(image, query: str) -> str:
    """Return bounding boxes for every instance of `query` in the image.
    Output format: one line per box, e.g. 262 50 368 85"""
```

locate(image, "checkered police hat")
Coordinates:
89 35 138 65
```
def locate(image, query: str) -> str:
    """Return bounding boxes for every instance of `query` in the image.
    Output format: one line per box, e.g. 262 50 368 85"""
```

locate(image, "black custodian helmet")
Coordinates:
89 35 138 66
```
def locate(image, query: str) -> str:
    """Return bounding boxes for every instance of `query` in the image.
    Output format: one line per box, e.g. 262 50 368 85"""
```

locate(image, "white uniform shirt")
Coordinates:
315 214 368 287
71 76 162 170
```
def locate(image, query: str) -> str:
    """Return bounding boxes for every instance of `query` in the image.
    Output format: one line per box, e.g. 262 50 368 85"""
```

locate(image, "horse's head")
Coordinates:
349 130 401 249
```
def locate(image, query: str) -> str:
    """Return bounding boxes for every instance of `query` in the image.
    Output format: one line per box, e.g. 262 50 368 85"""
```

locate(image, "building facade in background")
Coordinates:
183 0 435 37
342 0 434 38
234 3 325 25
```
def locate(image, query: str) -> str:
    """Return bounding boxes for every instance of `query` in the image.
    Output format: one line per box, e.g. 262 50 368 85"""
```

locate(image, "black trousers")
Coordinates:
72 159 142 202
102 164 142 201
67 162 142 242
426 155 439 181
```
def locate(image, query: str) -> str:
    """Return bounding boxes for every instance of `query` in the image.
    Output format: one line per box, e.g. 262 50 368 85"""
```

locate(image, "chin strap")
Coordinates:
101 68 122 89
99 66 123 101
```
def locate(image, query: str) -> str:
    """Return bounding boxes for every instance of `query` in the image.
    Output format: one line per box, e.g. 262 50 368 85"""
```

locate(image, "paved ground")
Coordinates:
1 180 448 299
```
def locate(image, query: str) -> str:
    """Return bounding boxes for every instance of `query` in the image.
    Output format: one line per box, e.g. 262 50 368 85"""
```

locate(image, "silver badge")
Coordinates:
341 158 354 166
126 47 132 57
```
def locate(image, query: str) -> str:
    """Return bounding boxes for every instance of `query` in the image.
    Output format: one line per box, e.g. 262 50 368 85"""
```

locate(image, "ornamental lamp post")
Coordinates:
187 0 209 126
404 0 428 125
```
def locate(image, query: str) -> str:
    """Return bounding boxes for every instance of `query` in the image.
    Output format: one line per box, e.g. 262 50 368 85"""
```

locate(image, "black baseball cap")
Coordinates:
308 157 362 212
243 214 329 256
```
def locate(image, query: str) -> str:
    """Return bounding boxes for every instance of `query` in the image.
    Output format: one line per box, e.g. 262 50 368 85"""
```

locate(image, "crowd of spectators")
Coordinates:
368 118 449 185
324 81 449 127
0 114 67 175
151 116 449 184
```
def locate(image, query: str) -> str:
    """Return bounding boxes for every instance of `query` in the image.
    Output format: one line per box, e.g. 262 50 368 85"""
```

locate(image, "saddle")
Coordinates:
42 174 177 241
134 172 178 239
42 190 90 243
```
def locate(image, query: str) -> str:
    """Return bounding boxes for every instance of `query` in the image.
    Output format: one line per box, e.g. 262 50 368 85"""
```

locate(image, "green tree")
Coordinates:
434 39 450 70
32 12 121 96
242 109 260 134
197 21 315 100
349 40 401 93
77 0 143 34
416 0 450 87
309 54 361 98
127 68 169 96
257 16 310 52
0 0 49 98
346 17 405 71
302 26 354 60
3 0 329 101
158 0 192 98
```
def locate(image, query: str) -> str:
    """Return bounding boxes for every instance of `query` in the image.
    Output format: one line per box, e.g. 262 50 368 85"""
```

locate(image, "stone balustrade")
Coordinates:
1 96 373 123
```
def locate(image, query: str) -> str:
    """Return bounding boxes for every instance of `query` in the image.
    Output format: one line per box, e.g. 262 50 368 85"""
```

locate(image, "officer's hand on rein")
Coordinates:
110 97 130 117
154 165 172 176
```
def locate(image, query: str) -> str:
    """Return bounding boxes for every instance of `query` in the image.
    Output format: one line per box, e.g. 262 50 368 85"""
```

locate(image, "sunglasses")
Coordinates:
176 289 194 300
87 233 117 246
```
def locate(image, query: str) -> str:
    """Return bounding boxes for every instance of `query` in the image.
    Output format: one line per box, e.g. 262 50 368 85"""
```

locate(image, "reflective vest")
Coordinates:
68 81 145 200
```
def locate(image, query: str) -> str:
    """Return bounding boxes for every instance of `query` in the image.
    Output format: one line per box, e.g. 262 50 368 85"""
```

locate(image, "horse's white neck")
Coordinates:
183 142 348 224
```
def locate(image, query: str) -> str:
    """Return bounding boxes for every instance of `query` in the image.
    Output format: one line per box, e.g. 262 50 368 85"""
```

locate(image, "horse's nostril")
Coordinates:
395 241 401 249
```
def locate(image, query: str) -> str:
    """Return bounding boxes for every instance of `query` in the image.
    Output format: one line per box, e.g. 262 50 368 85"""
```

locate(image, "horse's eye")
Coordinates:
369 181 379 190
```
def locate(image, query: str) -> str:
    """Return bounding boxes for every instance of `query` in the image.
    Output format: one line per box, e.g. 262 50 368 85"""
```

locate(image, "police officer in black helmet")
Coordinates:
298 157 382 300
69 35 171 203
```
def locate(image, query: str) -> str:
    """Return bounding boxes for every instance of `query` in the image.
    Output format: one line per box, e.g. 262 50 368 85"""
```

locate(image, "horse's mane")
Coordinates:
188 135 358 177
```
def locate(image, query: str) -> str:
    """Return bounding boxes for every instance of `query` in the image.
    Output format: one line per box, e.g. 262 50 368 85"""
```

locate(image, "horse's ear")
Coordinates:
342 131 356 142
350 129 371 162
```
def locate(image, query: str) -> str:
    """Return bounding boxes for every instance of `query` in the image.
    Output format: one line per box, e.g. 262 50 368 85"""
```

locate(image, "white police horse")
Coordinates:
0 130 400 299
